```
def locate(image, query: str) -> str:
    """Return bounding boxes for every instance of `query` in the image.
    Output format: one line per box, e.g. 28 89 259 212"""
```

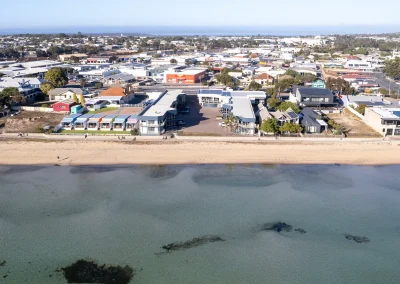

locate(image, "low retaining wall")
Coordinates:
12 106 54 113
345 106 364 120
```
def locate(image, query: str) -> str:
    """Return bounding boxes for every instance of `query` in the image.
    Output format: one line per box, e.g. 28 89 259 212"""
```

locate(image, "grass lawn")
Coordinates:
59 130 131 135
88 107 119 114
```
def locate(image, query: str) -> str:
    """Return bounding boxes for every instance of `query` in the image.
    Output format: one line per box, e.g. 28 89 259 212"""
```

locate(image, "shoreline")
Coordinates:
1 139 400 166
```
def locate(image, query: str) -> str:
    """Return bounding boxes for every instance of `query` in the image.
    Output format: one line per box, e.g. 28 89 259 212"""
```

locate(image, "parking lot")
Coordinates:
177 95 228 135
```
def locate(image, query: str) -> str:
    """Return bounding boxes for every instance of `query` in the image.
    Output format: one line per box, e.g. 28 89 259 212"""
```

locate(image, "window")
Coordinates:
148 120 155 125
395 129 400 135
148 127 155 132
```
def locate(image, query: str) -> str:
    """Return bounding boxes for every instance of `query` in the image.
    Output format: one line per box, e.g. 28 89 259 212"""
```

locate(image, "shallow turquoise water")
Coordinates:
1 164 400 283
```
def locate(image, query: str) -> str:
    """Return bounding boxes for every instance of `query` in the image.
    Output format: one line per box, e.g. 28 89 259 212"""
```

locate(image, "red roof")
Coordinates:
255 73 272 80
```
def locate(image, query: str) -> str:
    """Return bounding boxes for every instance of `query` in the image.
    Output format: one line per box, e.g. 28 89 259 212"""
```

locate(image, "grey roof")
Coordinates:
48 88 85 96
230 97 255 123
259 108 270 121
138 90 182 119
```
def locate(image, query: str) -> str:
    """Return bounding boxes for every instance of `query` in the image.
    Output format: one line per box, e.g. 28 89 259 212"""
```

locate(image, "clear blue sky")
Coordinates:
1 0 400 28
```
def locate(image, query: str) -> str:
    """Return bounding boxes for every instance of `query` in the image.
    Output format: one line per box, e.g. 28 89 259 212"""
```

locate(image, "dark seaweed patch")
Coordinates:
60 259 135 284
161 235 225 252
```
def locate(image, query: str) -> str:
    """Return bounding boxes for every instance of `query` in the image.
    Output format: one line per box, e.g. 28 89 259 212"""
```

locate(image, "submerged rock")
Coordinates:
344 234 370 243
60 259 135 284
0 260 6 267
294 228 307 234
162 235 225 252
262 222 293 233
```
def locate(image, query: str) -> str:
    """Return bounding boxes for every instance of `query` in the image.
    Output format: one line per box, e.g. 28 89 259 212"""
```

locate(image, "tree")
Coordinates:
0 91 12 108
267 97 281 108
40 83 54 95
356 104 367 115
378 88 389 96
79 94 85 106
325 77 354 95
152 53 160 58
72 93 79 104
247 80 262 91
1 87 25 105
276 101 299 113
285 70 299 77
44 68 68 87
224 113 238 133
280 122 303 134
80 78 87 88
109 56 118 63
383 57 400 79
70 56 79 63
260 118 280 135
95 82 103 89
170 58 177 64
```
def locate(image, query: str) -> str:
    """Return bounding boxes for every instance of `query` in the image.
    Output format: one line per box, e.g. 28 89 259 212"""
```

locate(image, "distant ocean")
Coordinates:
1 25 400 36
1 164 400 283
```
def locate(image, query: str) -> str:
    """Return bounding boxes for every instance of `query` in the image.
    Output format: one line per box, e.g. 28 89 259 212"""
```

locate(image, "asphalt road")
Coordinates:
367 73 400 93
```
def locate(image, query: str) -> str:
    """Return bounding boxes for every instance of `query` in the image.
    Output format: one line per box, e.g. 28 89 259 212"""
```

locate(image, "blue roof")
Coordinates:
76 114 94 122
61 113 81 123
114 114 132 123
393 111 400 118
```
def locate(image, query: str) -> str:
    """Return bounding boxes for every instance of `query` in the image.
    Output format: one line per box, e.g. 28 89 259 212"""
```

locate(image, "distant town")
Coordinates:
1 32 400 138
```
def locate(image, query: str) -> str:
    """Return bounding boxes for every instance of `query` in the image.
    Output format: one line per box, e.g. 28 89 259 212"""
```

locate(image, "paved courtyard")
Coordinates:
177 95 228 135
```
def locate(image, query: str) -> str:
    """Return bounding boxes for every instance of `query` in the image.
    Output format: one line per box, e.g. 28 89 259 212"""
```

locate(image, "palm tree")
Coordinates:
224 113 239 134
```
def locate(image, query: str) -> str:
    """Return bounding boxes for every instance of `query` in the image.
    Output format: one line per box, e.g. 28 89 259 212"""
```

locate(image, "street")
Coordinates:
367 72 400 93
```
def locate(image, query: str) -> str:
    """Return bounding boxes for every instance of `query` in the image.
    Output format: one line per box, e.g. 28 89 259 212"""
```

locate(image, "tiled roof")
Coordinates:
99 86 126 97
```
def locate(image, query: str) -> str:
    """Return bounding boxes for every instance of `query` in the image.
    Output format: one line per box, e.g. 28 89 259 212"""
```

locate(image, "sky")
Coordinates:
1 0 400 30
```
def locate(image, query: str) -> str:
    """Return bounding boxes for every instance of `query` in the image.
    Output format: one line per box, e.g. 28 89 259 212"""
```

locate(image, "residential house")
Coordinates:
98 86 135 105
258 104 299 127
311 80 326 89
364 107 400 136
300 107 328 133
104 72 135 85
59 54 87 62
290 86 336 107
52 99 77 113
137 89 185 135
48 88 87 101
0 77 42 101
254 73 274 85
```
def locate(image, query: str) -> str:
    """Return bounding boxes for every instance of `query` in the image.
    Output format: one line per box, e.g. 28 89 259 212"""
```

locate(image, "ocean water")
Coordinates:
1 164 400 284
1 25 400 36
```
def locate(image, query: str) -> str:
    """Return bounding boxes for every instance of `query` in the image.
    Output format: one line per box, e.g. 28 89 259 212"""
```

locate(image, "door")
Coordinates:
387 129 393 136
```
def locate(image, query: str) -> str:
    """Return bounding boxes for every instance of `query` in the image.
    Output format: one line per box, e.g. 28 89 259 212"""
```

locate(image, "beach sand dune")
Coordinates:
1 140 400 165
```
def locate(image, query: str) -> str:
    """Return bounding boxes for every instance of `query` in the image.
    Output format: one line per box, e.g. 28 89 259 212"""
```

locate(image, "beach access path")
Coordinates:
1 135 400 165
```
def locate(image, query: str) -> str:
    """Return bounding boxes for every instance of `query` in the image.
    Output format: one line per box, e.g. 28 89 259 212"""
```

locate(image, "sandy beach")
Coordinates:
1 139 400 165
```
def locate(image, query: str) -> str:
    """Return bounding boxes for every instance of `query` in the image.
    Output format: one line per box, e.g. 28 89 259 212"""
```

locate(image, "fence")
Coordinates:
345 106 364 120
121 103 144 108
12 106 54 113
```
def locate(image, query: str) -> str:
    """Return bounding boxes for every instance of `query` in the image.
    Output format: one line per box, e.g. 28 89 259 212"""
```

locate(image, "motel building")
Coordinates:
87 114 106 131
113 114 134 131
164 68 206 84
100 114 119 131
74 114 94 130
